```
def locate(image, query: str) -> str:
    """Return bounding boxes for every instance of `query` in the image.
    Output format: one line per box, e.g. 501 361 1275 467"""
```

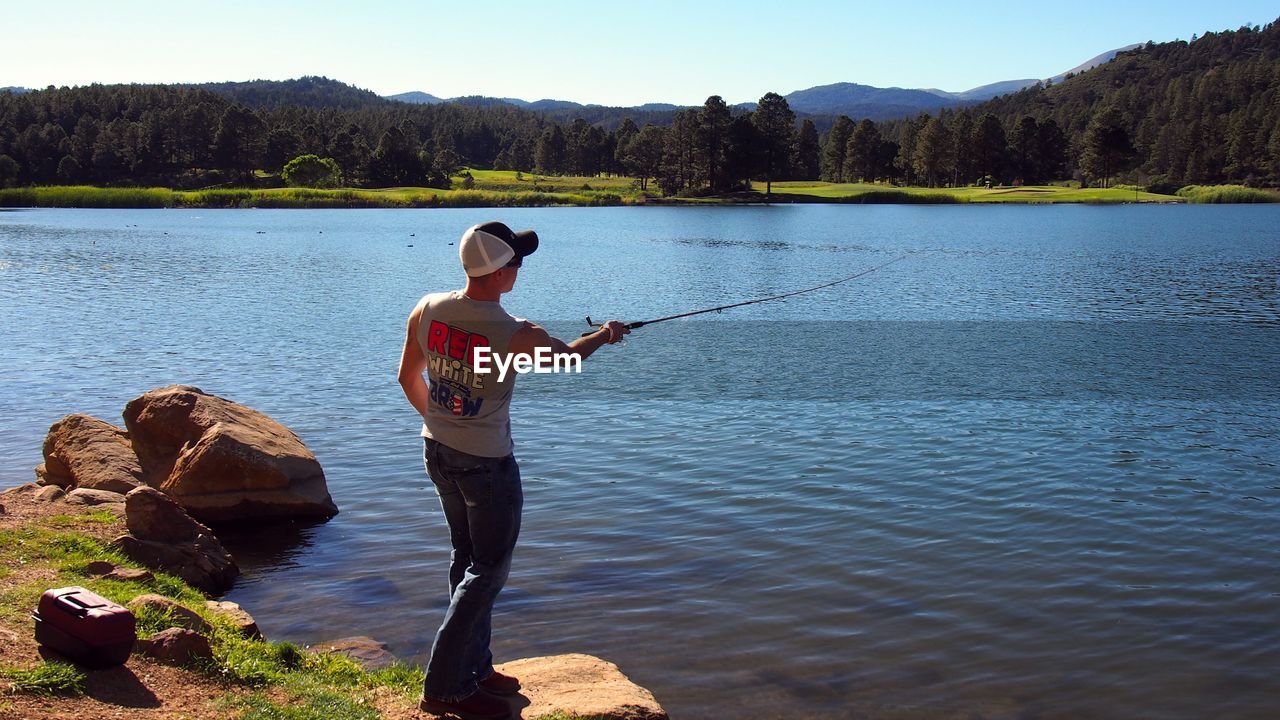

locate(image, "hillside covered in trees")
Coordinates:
1 17 1277 195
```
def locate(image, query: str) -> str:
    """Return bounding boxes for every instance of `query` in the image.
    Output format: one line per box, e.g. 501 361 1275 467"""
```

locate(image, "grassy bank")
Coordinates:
7 174 1277 209
0 505 424 718
0 184 632 209
1175 184 1280 203
754 181 1184 204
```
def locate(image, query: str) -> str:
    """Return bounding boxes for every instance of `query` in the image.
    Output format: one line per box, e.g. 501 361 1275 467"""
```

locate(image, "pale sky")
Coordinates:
4 1 1276 106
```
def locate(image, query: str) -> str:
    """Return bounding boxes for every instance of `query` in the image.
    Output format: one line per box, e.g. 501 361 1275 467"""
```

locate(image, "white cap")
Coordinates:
458 221 539 277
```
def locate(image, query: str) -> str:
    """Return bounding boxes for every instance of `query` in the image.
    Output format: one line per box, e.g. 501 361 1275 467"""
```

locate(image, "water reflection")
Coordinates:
218 519 323 573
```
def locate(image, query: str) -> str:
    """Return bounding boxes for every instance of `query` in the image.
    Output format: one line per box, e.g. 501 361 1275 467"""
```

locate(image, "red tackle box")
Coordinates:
32 586 136 668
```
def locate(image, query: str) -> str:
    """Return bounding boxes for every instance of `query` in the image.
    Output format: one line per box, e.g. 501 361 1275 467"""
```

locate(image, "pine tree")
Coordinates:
752 93 795 195
822 116 854 182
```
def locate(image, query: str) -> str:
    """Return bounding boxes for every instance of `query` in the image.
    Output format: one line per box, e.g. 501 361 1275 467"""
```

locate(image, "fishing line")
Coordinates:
585 253 908 333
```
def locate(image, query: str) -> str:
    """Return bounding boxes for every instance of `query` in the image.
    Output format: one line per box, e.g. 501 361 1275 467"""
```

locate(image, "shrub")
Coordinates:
1176 185 1280 203
282 155 343 189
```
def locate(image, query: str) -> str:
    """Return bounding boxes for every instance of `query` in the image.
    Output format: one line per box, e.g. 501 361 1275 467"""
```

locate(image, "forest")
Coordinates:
1 18 1277 195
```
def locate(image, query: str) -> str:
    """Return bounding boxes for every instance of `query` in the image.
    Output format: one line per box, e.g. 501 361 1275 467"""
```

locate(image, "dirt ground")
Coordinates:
0 484 255 719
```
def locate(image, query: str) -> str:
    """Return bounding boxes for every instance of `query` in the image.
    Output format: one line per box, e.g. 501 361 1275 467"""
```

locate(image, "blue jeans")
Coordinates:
421 438 523 702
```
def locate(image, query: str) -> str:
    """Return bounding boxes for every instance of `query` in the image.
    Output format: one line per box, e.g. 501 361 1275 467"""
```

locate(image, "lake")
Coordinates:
1 204 1278 719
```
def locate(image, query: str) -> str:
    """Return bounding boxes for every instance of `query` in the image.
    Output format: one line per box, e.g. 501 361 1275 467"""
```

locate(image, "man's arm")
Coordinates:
397 302 430 417
508 319 628 360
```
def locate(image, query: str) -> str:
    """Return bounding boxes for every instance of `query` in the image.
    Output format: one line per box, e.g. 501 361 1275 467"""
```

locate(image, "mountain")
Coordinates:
924 78 1040 103
783 82 962 120
387 91 444 104
1 87 31 95
788 44 1141 117
193 76 387 109
384 45 1138 124
1050 44 1142 83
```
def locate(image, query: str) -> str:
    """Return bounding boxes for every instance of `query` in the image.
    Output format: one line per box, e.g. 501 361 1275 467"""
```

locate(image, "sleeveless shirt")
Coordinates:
414 290 524 457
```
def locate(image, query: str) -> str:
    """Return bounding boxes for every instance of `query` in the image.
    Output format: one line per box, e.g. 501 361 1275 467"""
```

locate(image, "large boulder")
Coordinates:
126 485 214 544
38 414 144 493
495 654 668 720
122 385 337 525
114 486 240 594
114 533 239 595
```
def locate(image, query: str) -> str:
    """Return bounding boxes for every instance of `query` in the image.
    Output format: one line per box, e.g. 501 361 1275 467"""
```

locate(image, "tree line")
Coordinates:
2 17 1277 192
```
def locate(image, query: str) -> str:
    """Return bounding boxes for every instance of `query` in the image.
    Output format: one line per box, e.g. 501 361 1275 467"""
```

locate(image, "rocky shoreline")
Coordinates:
0 385 667 719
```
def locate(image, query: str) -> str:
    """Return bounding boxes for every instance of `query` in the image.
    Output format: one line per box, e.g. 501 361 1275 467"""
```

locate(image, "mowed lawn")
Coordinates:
462 169 638 193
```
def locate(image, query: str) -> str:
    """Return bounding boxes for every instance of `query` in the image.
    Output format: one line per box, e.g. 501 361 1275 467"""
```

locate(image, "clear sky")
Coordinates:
4 0 1277 106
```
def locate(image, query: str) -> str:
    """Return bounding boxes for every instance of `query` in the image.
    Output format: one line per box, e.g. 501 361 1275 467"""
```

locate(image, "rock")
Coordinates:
85 561 116 575
0 503 5 515
1 483 39 499
496 654 668 720
34 485 64 502
136 627 213 666
205 600 262 639
107 567 154 582
113 533 239 595
123 385 338 525
127 595 212 634
39 414 145 493
34 464 56 486
86 561 156 583
125 486 214 543
65 488 128 506
308 636 397 671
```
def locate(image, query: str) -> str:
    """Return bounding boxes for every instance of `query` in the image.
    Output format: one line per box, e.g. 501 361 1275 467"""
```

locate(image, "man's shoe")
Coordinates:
418 689 511 719
480 669 521 696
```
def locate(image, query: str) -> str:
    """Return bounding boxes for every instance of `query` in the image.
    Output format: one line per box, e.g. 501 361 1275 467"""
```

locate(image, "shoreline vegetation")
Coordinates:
0 488 633 719
2 171 1277 210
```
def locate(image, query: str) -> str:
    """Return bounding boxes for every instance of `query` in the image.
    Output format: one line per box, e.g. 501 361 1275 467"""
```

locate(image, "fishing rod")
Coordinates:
585 253 908 334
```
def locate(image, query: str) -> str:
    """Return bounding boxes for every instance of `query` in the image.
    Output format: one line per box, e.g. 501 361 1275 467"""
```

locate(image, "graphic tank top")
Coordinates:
415 290 524 457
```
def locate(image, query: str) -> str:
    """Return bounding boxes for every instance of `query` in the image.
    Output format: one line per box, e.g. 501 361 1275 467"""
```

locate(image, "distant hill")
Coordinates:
1 87 31 95
783 82 959 120
387 91 443 104
383 45 1139 125
969 23 1280 186
1050 44 1142 83
923 79 1040 103
193 76 387 109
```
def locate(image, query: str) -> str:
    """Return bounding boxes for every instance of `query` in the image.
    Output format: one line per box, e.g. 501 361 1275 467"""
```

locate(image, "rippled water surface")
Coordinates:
2 205 1279 719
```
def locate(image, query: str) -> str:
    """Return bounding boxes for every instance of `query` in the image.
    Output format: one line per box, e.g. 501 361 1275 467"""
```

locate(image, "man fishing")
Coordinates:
397 220 628 720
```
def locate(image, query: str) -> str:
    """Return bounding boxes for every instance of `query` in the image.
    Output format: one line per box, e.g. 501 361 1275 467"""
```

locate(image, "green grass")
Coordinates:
15 174 1266 209
0 522 202 625
1 661 87 697
230 691 379 720
754 180 1180 204
0 181 636 209
1176 184 1280 203
0 512 428 716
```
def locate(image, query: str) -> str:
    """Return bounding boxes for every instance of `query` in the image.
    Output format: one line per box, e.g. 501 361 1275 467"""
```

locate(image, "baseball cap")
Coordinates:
459 221 540 277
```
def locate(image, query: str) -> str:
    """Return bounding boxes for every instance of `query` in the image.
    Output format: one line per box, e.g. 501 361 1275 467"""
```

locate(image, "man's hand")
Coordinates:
598 320 630 344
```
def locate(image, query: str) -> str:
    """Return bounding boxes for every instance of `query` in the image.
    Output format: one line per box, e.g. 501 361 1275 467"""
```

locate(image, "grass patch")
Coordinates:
0 183 634 209
754 181 1180 204
227 683 380 720
1175 184 1280 203
0 523 202 625
43 508 119 527
0 186 176 208
1 661 87 697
